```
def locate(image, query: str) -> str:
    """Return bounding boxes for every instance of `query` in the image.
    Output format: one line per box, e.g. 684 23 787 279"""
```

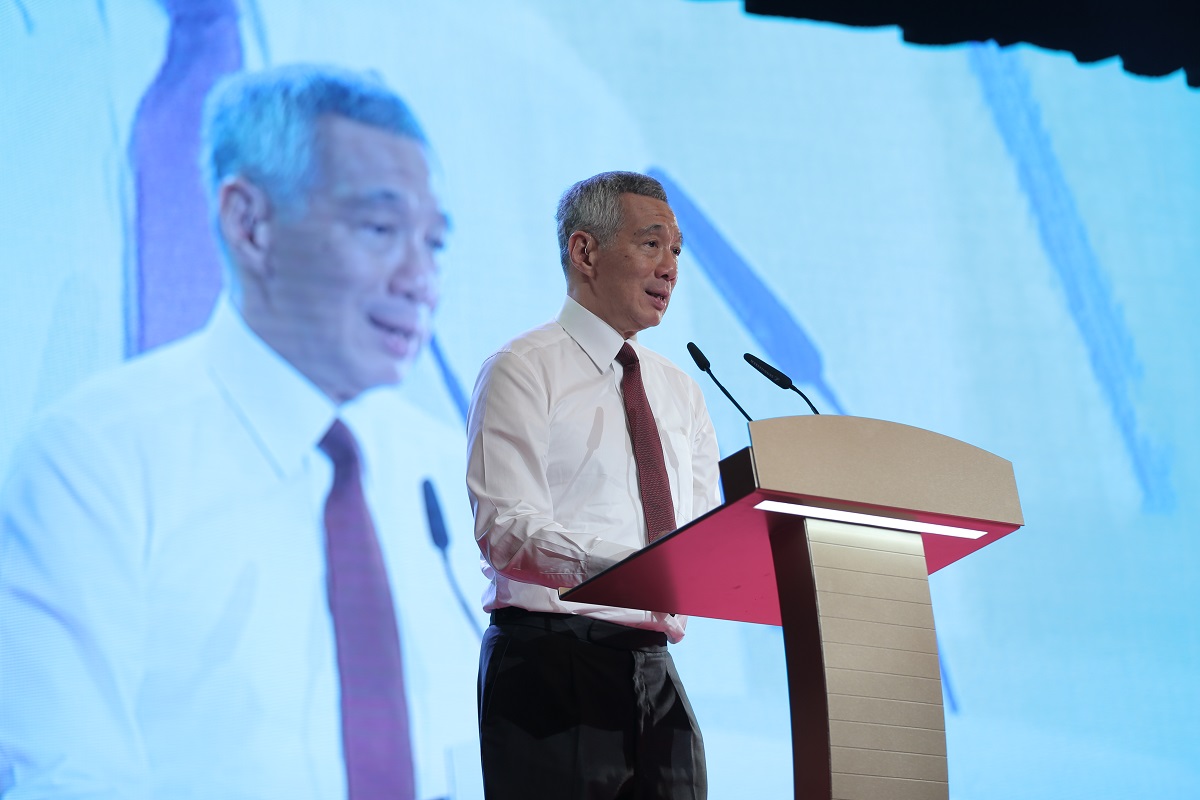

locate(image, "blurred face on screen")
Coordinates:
576 193 681 339
235 115 446 403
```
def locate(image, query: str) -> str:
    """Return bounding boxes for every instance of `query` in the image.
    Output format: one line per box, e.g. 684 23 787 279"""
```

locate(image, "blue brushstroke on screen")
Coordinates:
648 168 846 416
94 0 108 34
243 0 272 66
968 43 1172 512
8 0 33 33
431 335 469 425
938 634 959 714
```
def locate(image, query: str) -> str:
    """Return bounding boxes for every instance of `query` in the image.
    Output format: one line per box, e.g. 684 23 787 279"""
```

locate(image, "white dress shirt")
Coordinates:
466 297 721 643
0 298 485 800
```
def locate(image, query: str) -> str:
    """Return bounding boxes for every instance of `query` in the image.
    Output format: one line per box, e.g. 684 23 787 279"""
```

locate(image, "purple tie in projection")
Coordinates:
320 420 417 800
128 0 242 355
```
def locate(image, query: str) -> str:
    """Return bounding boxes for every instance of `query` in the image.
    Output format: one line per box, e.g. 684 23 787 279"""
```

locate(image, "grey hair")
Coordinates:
555 171 668 275
200 63 427 215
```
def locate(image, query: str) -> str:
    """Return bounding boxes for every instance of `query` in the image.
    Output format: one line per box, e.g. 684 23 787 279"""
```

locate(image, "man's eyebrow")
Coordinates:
344 190 452 230
635 222 683 246
342 189 408 209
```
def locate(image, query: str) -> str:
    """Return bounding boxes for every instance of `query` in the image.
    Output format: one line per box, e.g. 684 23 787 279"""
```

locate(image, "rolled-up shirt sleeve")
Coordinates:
466 350 637 590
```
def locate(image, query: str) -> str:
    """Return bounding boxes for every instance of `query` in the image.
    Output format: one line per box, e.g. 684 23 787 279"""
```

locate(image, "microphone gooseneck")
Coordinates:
687 342 752 422
422 478 483 640
744 353 821 415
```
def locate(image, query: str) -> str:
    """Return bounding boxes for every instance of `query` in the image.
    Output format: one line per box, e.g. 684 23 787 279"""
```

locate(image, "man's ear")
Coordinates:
217 177 272 280
567 230 598 281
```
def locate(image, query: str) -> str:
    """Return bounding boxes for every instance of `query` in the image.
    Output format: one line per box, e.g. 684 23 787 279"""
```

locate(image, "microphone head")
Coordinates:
744 352 793 390
686 342 710 372
422 478 449 551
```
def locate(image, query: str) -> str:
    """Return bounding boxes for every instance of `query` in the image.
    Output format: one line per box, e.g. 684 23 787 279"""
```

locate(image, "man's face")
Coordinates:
261 115 446 402
587 193 681 339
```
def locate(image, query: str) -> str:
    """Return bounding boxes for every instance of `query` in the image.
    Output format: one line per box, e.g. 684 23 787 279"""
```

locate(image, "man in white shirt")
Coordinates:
466 172 721 799
0 65 483 799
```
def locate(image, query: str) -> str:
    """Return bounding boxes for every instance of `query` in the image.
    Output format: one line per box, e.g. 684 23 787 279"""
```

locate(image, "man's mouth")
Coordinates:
369 314 421 357
646 289 669 311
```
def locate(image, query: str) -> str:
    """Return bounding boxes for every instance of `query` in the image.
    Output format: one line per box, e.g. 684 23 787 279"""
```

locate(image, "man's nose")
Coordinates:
389 235 440 308
659 250 679 281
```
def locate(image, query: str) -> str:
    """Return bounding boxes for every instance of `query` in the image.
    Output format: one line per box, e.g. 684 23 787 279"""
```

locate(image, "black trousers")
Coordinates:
478 608 707 800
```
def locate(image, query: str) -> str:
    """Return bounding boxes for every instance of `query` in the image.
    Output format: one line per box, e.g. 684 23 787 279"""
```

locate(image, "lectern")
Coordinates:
562 416 1023 800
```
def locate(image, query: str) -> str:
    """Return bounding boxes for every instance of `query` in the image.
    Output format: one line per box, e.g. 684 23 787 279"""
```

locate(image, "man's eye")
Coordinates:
362 221 398 237
671 246 682 256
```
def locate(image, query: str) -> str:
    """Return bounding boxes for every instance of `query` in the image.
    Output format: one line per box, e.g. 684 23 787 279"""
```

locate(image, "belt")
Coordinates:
490 607 668 650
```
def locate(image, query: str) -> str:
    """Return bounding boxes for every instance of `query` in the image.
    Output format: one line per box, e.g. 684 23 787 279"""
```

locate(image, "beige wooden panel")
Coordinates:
824 642 941 679
830 720 947 757
810 540 930 580
828 695 945 732
814 591 936 629
819 617 938 654
814 567 933 604
832 746 948 782
806 520 927 556
833 773 948 800
827 669 943 705
805 518 949 799
749 415 1022 526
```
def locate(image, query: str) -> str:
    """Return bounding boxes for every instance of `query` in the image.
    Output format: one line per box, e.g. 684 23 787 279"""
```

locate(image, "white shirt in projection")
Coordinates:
466 297 722 644
0 299 486 800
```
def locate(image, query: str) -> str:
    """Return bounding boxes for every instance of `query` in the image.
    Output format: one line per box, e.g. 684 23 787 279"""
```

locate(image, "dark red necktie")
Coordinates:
320 420 416 800
616 343 677 543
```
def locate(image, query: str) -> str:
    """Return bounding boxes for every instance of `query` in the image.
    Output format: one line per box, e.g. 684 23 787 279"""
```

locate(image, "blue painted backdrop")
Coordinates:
1 1 1197 797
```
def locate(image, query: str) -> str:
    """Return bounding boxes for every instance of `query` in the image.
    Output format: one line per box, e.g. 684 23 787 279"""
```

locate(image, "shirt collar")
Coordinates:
204 296 338 477
557 296 637 374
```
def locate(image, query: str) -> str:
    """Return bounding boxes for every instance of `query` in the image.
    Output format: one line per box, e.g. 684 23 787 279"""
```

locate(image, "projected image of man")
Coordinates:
0 65 479 799
467 171 721 798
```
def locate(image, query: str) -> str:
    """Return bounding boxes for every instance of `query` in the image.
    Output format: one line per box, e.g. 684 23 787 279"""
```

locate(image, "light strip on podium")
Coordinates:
753 499 987 539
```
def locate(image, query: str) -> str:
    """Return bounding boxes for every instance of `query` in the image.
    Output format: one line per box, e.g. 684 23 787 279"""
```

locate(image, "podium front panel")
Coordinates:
804 519 947 800
562 492 785 625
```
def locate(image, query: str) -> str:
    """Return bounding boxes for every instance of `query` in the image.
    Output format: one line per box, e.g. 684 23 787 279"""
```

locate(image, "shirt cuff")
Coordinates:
583 539 642 579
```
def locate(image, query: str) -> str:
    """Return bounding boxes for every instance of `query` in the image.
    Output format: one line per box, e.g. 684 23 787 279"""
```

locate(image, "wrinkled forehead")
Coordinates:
312 115 431 187
622 194 683 244
312 116 444 218
624 194 681 227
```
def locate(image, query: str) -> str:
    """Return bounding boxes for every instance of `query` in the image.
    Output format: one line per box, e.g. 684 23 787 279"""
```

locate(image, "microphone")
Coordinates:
686 341 710 372
422 478 483 639
687 342 752 422
744 353 821 415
